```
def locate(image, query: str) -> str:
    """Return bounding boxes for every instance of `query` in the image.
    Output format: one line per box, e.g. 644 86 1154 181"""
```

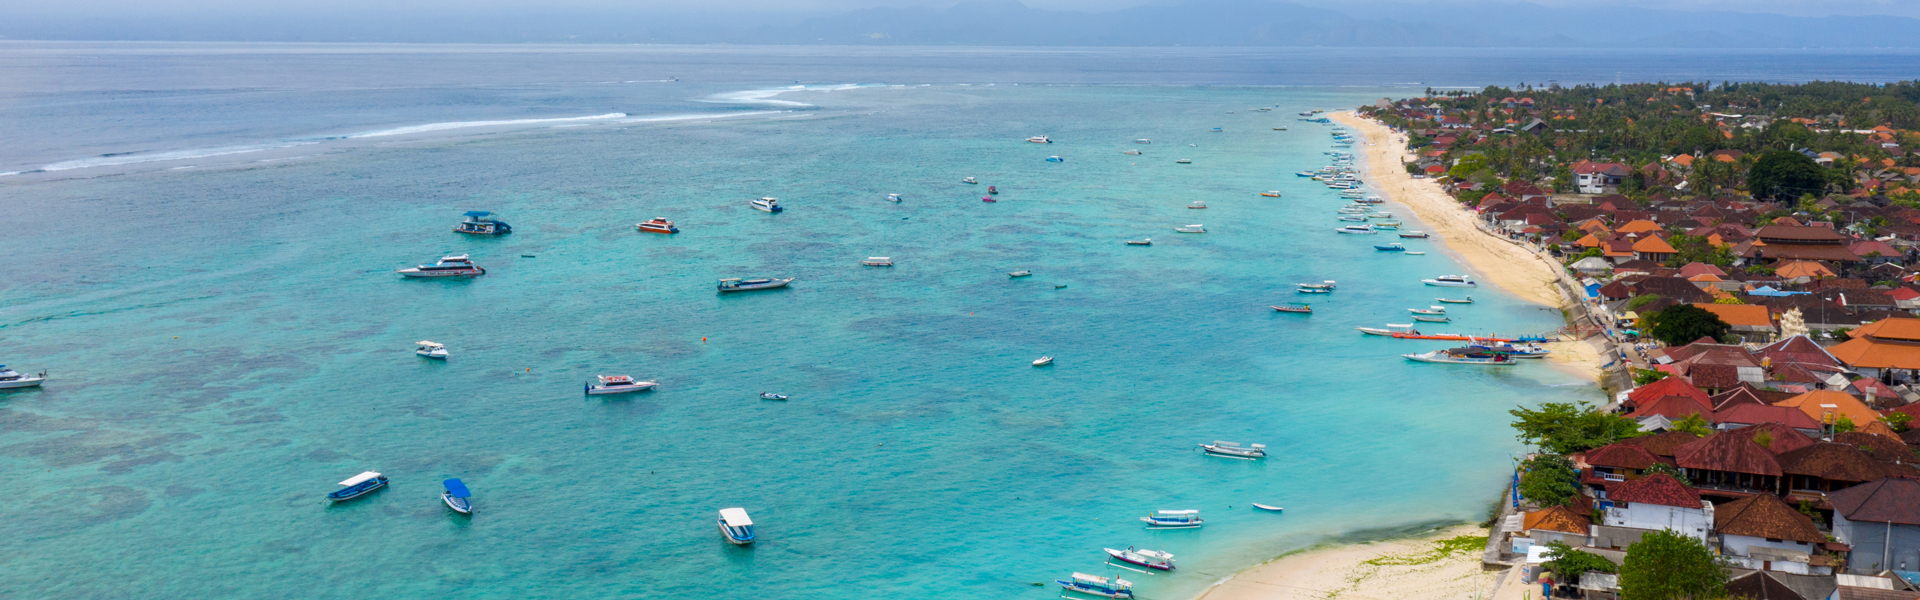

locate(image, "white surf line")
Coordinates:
348 112 628 138
701 83 877 107
617 111 788 124
38 141 320 172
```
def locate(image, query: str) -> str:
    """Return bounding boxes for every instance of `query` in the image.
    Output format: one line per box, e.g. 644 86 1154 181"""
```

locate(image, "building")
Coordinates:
1713 493 1833 575
1599 473 1713 541
1828 478 1920 572
1694 303 1778 342
1773 390 1881 431
1735 226 1863 264
1573 161 1631 194
1829 318 1920 383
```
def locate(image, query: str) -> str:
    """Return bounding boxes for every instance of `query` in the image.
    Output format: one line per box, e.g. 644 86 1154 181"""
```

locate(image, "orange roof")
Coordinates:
1632 235 1677 254
1523 505 1591 534
1691 303 1771 328
1775 261 1834 279
1669 154 1696 167
1617 220 1663 234
1580 221 1612 234
1848 318 1920 342
1575 233 1603 248
1688 273 1724 283
1774 390 1880 428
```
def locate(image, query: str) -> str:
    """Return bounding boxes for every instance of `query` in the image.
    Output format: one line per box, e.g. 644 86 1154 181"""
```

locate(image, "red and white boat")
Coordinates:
636 218 680 234
1105 547 1175 571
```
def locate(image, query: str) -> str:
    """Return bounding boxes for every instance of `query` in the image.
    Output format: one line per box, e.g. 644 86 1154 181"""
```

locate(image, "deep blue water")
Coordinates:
1 44 1912 599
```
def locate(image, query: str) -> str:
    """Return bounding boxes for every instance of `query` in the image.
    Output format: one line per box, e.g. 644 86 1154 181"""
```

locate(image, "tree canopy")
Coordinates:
1618 530 1727 600
1519 454 1580 507
1543 540 1619 584
1645 304 1731 346
1510 402 1645 455
1746 150 1827 201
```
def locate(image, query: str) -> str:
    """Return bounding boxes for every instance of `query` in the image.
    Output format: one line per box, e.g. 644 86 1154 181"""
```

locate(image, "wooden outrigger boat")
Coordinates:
1272 303 1312 313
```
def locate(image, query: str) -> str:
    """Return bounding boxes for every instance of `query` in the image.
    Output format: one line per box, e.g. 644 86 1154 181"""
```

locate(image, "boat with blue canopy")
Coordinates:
327 471 388 502
453 211 511 235
1058 572 1134 598
442 479 472 514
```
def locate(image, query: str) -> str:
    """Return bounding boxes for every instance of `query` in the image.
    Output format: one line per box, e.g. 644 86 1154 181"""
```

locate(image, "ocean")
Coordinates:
0 44 1914 599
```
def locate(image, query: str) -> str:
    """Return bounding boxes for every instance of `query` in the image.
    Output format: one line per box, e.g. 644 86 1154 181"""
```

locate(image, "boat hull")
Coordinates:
1423 280 1476 287
398 268 484 278
1251 503 1285 512
327 478 388 502
717 278 794 292
0 377 46 389
1104 549 1174 571
586 383 657 395
443 492 472 515
719 521 755 545
417 350 448 359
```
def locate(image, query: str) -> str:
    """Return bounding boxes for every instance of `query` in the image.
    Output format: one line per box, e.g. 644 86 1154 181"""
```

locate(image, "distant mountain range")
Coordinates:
8 0 1920 48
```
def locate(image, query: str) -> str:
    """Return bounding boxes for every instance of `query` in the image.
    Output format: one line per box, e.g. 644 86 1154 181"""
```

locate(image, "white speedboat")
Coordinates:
585 375 658 395
1105 547 1176 571
1027 135 1052 144
1338 215 1366 222
717 277 794 292
0 366 46 389
1122 149 1142 155
861 257 894 267
886 193 903 202
1251 503 1285 512
1141 509 1203 529
1175 224 1205 233
1188 201 1207 209
718 508 756 545
963 177 978 184
1297 280 1336 290
1200 441 1267 459
398 254 485 278
1336 225 1375 234
1033 356 1053 366
415 341 448 359
1356 323 1419 336
1125 238 1152 246
1008 270 1033 278
1175 159 1192 164
1409 306 1447 315
760 392 789 401
751 197 783 213
1135 139 1150 144
1422 275 1478 287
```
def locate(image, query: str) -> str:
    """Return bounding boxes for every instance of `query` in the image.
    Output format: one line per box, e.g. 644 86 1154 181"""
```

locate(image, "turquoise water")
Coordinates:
0 47 1618 599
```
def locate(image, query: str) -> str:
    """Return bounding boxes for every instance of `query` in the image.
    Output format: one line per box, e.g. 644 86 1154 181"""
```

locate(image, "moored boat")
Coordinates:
441 479 472 515
1188 201 1207 209
1422 275 1478 287
760 392 789 400
1272 303 1311 313
636 218 680 234
1374 244 1405 252
1126 238 1152 246
1008 270 1033 278
1412 314 1452 323
1357 323 1419 336
1339 215 1366 222
1027 135 1052 144
328 471 388 502
1175 159 1192 164
1141 509 1203 529
0 366 47 389
1122 149 1141 155
717 277 794 292
452 211 512 235
1373 221 1400 229
1058 573 1134 599
1399 231 1429 238
861 257 894 267
1403 350 1517 365
1175 224 1205 233
1260 191 1281 197
1297 281 1336 290
1135 139 1151 144
886 193 903 202
1336 225 1375 234
963 177 978 184
1200 441 1267 459
1033 356 1053 366
1046 156 1064 163
751 197 783 213
1409 306 1446 315
718 508 756 545
416 341 448 359
1105 547 1176 571
397 254 485 278
1252 503 1285 512
1436 296 1474 304
585 375 658 395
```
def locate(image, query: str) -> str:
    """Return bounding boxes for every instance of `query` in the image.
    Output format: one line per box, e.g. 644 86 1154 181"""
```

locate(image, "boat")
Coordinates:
585 375 658 395
1008 270 1033 278
1436 296 1474 304
1295 287 1330 294
1045 156 1064 163
1251 503 1285 512
0 366 46 389
1297 281 1336 290
1141 509 1203 529
327 471 388 502
1403 350 1517 365
717 277 794 292
442 479 473 515
1404 251 1426 255
1399 231 1429 238
1126 239 1152 246
1260 191 1281 197
886 193 902 202
760 392 789 400
636 217 680 234
1105 547 1176 571
1135 139 1151 144
1466 341 1550 358
1175 224 1205 233
397 254 485 278
1175 159 1192 164
1336 225 1375 234
1033 356 1053 366
963 177 977 184
1057 573 1134 599
1422 275 1478 287
1296 171 1316 177
1409 306 1446 315
1200 441 1267 459
1413 314 1452 323
1188 201 1207 209
718 508 756 545
751 197 783 213
1027 135 1052 144
1274 126 1287 130
1210 127 1222 132
1374 244 1404 252
1356 323 1420 336
982 196 995 203
1272 303 1312 313
1122 149 1141 155
415 341 448 359
861 257 894 267
1367 213 1392 219
452 211 511 235
987 186 998 195
1373 222 1401 229
1338 216 1367 222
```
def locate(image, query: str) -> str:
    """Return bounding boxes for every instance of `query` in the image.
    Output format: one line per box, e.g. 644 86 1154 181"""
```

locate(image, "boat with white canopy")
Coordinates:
0 366 46 389
585 375 657 395
1105 547 1176 571
717 277 793 292
1356 323 1419 336
416 341 448 359
327 471 388 502
1199 441 1267 459
718 508 756 545
1141 509 1203 529
398 254 484 278
1057 573 1134 598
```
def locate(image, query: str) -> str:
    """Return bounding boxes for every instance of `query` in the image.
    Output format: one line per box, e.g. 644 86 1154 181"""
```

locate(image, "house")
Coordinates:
1828 478 1920 572
1634 235 1679 262
1777 442 1888 501
1830 318 1920 383
1737 226 1863 264
1777 261 1838 281
1522 504 1593 547
1583 442 1670 486
1713 493 1833 575
1773 390 1881 431
1598 473 1712 542
1573 160 1631 194
1694 303 1777 342
1675 429 1784 497
1716 404 1824 434
1723 571 1809 600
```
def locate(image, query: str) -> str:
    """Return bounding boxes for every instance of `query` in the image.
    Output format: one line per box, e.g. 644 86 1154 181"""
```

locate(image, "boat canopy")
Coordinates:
720 507 753 526
443 478 471 498
338 471 382 486
1072 573 1116 584
600 375 634 384
1153 509 1200 515
1385 323 1415 328
463 211 494 218
416 341 442 347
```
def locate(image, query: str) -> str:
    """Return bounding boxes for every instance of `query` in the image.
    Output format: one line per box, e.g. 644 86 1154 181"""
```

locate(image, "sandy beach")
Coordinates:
1191 525 1507 600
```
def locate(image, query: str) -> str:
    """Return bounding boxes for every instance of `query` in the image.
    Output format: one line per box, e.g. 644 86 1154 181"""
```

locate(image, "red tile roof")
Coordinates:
1676 430 1784 476
1713 493 1826 543
1829 478 1920 525
1622 431 1701 458
1608 473 1703 508
1585 443 1666 470
1777 442 1889 483
1713 405 1823 432
1523 505 1592 534
1628 377 1712 413
1836 431 1915 461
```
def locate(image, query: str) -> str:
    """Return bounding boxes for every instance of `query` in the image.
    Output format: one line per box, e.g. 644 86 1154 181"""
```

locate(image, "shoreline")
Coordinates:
1191 524 1502 600
1330 111 1606 384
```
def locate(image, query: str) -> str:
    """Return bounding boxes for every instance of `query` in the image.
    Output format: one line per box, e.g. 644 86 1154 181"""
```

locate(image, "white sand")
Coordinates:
1191 525 1506 600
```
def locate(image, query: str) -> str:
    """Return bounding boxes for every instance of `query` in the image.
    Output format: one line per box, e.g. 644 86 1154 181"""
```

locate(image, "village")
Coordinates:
1357 83 1920 600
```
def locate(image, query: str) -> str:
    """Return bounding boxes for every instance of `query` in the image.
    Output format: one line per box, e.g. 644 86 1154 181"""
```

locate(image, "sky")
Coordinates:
2 0 1917 16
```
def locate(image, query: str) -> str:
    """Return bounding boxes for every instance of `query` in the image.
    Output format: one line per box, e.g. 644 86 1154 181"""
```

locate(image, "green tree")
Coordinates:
1618 530 1728 600
1450 154 1492 179
1664 234 1734 267
1627 294 1664 312
1633 368 1671 385
1835 414 1857 434
1747 150 1827 201
1645 304 1731 346
1544 540 1620 584
1510 402 1646 455
1883 412 1913 433
1670 413 1713 437
1645 462 1692 485
1520 455 1579 507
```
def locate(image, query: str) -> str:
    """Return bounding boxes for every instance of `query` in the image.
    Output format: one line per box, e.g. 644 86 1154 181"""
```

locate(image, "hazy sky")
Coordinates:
3 0 1916 17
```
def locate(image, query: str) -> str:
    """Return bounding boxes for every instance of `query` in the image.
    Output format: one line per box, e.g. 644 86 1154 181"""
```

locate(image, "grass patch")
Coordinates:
1361 534 1489 567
